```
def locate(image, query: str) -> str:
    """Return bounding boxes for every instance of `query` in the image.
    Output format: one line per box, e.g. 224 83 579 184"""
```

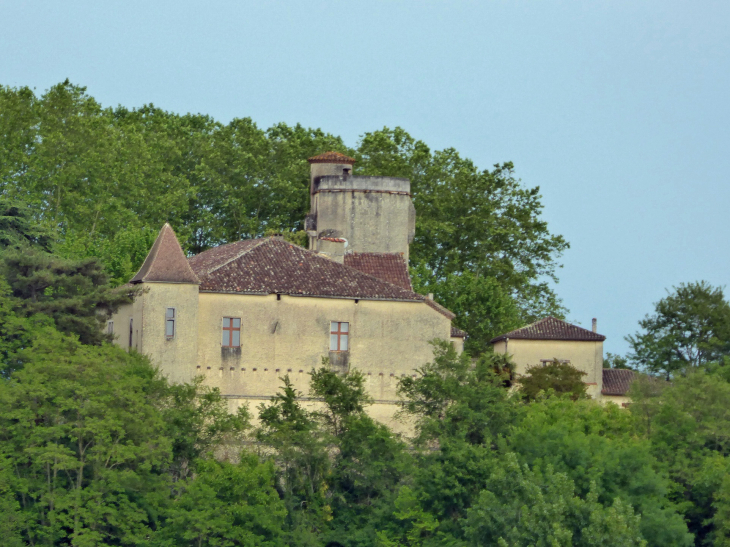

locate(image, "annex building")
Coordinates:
490 317 634 405
109 152 465 429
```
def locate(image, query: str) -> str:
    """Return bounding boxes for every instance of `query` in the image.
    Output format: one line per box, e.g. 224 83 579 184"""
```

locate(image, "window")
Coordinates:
330 321 349 351
129 318 133 347
540 359 570 365
222 317 241 347
166 308 176 338
107 321 114 334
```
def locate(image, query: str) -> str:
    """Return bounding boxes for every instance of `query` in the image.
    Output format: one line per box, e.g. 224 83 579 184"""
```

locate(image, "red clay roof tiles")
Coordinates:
490 316 606 343
308 151 356 164
188 238 424 301
602 368 635 396
344 252 412 291
131 224 200 284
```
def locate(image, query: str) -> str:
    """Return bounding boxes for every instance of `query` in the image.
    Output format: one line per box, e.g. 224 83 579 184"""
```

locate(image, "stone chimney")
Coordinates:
316 237 347 264
592 318 597 333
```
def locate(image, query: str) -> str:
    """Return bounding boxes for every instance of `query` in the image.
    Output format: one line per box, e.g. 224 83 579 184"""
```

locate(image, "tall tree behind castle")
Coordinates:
0 81 568 350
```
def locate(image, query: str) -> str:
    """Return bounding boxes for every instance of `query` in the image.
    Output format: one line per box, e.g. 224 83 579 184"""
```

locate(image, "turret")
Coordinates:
306 151 416 263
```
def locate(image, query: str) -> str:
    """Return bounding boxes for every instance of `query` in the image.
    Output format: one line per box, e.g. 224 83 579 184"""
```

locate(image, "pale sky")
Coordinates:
2 0 728 355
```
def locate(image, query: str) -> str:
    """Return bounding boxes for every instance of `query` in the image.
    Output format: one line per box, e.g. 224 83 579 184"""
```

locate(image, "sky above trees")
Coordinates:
1 0 728 353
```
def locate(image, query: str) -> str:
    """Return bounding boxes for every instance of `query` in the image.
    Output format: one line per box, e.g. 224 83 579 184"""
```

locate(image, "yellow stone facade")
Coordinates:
111 289 452 432
491 338 604 399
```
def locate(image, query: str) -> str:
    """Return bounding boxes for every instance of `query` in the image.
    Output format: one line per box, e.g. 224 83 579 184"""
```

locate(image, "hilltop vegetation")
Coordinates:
0 80 569 353
1 82 730 546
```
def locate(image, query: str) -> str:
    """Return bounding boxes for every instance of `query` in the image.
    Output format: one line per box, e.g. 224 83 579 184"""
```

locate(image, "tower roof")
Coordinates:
130 224 200 284
307 151 356 164
490 316 606 343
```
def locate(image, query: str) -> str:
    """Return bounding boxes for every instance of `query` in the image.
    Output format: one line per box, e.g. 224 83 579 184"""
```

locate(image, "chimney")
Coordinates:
592 318 597 333
317 237 347 264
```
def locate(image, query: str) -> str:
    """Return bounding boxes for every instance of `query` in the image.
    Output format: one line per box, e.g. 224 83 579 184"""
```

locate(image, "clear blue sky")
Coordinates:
2 0 728 355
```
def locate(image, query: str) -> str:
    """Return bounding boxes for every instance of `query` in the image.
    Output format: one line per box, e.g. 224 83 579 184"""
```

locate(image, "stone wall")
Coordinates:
310 175 416 261
492 338 604 399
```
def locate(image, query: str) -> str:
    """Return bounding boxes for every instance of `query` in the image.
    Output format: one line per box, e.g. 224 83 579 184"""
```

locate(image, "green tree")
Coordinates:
630 370 730 545
155 456 286 547
0 328 172 545
627 282 730 377
309 365 372 436
509 397 691 547
0 247 134 345
464 453 647 547
357 128 568 332
605 352 634 370
257 376 332 545
0 198 53 252
518 360 589 402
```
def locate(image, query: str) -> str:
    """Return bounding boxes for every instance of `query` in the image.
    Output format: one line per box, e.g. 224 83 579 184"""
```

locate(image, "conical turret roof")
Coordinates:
130 224 200 284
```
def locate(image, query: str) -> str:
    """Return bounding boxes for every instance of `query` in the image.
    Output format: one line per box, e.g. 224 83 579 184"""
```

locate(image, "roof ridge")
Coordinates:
198 238 270 276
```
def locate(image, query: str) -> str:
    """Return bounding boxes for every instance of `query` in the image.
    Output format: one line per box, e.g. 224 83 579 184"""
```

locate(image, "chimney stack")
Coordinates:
592 318 597 333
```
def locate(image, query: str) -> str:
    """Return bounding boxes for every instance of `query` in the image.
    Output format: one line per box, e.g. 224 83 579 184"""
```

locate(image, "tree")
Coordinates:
518 360 589 401
508 397 692 547
356 128 568 331
0 328 172 545
627 281 730 377
256 376 332 544
156 456 286 547
630 369 730 545
464 453 648 547
309 364 371 437
0 247 134 345
605 352 634 370
0 198 53 252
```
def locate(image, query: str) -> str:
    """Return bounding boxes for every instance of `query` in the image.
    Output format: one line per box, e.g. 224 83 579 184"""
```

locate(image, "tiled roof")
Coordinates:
490 317 606 343
188 238 425 301
131 224 200 284
602 369 635 396
451 326 467 338
319 237 347 243
344 252 412 291
308 151 356 164
188 239 262 276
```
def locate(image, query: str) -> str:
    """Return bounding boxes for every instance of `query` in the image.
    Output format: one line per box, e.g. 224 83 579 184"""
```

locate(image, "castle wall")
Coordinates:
492 338 604 398
194 292 451 428
110 283 199 384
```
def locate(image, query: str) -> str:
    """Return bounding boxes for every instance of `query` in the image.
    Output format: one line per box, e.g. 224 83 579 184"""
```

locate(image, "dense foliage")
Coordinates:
2 81 729 545
627 282 730 377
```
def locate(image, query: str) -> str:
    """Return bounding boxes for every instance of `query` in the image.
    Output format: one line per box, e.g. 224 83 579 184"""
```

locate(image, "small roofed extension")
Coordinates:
490 317 633 403
108 152 464 432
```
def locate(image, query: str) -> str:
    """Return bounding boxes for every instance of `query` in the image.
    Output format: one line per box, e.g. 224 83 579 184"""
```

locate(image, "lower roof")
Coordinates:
490 317 606 343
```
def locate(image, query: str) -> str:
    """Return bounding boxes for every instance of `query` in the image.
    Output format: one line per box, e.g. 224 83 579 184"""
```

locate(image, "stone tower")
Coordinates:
305 151 416 263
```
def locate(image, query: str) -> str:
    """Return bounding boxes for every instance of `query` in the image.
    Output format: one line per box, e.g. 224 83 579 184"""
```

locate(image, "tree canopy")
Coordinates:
0 81 569 352
627 281 730 377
